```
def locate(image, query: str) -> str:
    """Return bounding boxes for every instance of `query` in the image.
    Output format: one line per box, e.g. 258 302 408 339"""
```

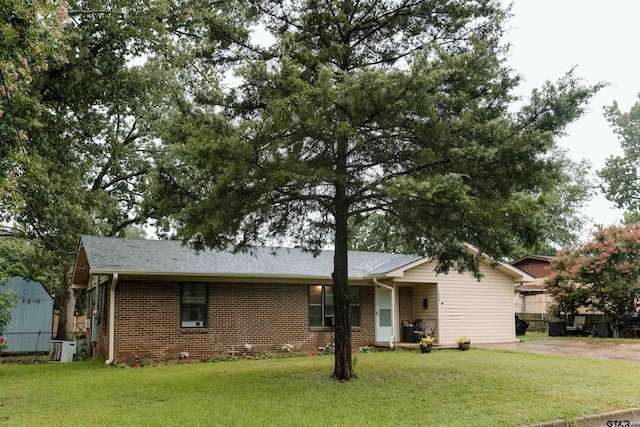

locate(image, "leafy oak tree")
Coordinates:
2 0 196 338
152 0 601 380
0 235 62 292
526 152 595 256
1 0 67 325
348 213 415 253
0 282 17 349
0 0 67 219
600 97 640 218
546 223 640 332
349 148 595 258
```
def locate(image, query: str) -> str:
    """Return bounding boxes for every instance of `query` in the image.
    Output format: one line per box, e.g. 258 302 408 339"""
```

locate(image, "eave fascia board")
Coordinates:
497 264 537 283
372 257 433 278
87 269 373 283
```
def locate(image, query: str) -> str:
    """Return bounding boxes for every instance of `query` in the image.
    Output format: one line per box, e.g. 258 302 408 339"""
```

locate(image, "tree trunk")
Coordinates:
332 202 353 380
332 136 353 380
57 268 76 340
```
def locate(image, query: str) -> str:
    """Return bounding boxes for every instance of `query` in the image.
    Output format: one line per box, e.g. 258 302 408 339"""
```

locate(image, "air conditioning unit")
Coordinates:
182 321 203 327
49 340 76 362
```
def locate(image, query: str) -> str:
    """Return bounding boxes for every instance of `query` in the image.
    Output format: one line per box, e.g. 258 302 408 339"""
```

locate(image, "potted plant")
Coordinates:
457 336 471 351
420 336 436 353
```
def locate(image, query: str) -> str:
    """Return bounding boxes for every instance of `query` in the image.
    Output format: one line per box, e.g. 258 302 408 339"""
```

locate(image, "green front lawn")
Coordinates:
2 349 639 426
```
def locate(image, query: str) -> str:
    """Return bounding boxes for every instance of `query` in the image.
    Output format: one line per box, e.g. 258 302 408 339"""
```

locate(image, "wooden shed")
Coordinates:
2 276 54 353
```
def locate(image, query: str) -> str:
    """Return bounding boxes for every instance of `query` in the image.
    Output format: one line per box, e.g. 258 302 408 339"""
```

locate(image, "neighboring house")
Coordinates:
2 276 54 353
71 235 535 364
511 255 556 314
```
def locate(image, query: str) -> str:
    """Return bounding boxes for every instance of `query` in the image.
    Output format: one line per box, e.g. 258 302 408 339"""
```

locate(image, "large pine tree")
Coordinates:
152 0 601 380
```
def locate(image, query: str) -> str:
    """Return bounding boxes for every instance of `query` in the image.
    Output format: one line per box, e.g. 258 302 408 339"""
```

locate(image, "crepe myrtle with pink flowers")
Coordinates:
546 223 640 323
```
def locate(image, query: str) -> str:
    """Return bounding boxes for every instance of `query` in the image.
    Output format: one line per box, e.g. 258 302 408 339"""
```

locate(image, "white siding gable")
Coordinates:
398 260 516 345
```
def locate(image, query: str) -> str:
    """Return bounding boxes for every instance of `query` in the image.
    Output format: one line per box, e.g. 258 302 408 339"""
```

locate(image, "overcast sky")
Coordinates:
505 0 638 234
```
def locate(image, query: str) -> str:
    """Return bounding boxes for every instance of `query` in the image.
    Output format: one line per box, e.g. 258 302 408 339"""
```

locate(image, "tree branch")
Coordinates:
101 169 150 191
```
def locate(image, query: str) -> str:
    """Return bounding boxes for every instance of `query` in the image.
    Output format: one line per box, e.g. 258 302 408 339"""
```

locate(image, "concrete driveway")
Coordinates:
475 338 640 362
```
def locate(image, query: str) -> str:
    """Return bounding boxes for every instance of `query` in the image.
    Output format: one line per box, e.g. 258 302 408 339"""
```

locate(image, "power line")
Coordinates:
0 225 78 256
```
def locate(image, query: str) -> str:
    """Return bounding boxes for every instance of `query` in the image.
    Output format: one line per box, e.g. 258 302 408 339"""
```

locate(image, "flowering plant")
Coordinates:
319 342 335 354
546 224 640 321
456 336 470 344
420 336 435 346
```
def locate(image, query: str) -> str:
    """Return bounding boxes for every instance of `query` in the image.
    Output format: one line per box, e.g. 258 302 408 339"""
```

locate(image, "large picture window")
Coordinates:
309 285 360 327
181 283 207 327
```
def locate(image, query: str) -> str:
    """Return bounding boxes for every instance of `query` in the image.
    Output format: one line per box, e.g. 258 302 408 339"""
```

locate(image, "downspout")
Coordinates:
373 278 397 348
105 273 118 365
91 275 100 345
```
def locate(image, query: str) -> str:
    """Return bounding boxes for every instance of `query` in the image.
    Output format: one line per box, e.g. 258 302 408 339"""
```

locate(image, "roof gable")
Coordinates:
382 244 536 282
511 254 556 266
511 255 556 279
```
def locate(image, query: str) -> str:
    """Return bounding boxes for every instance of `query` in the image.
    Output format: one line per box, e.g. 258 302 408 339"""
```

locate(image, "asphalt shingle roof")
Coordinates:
80 235 421 278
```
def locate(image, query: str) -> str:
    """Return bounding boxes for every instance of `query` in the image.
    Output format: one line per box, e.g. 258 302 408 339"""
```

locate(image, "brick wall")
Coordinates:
90 279 376 364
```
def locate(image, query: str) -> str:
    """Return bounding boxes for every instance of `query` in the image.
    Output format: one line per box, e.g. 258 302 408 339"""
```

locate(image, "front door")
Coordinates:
375 287 392 342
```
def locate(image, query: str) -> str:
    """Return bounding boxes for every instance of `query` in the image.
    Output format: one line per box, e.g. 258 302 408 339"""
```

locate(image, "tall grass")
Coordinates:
2 349 639 426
